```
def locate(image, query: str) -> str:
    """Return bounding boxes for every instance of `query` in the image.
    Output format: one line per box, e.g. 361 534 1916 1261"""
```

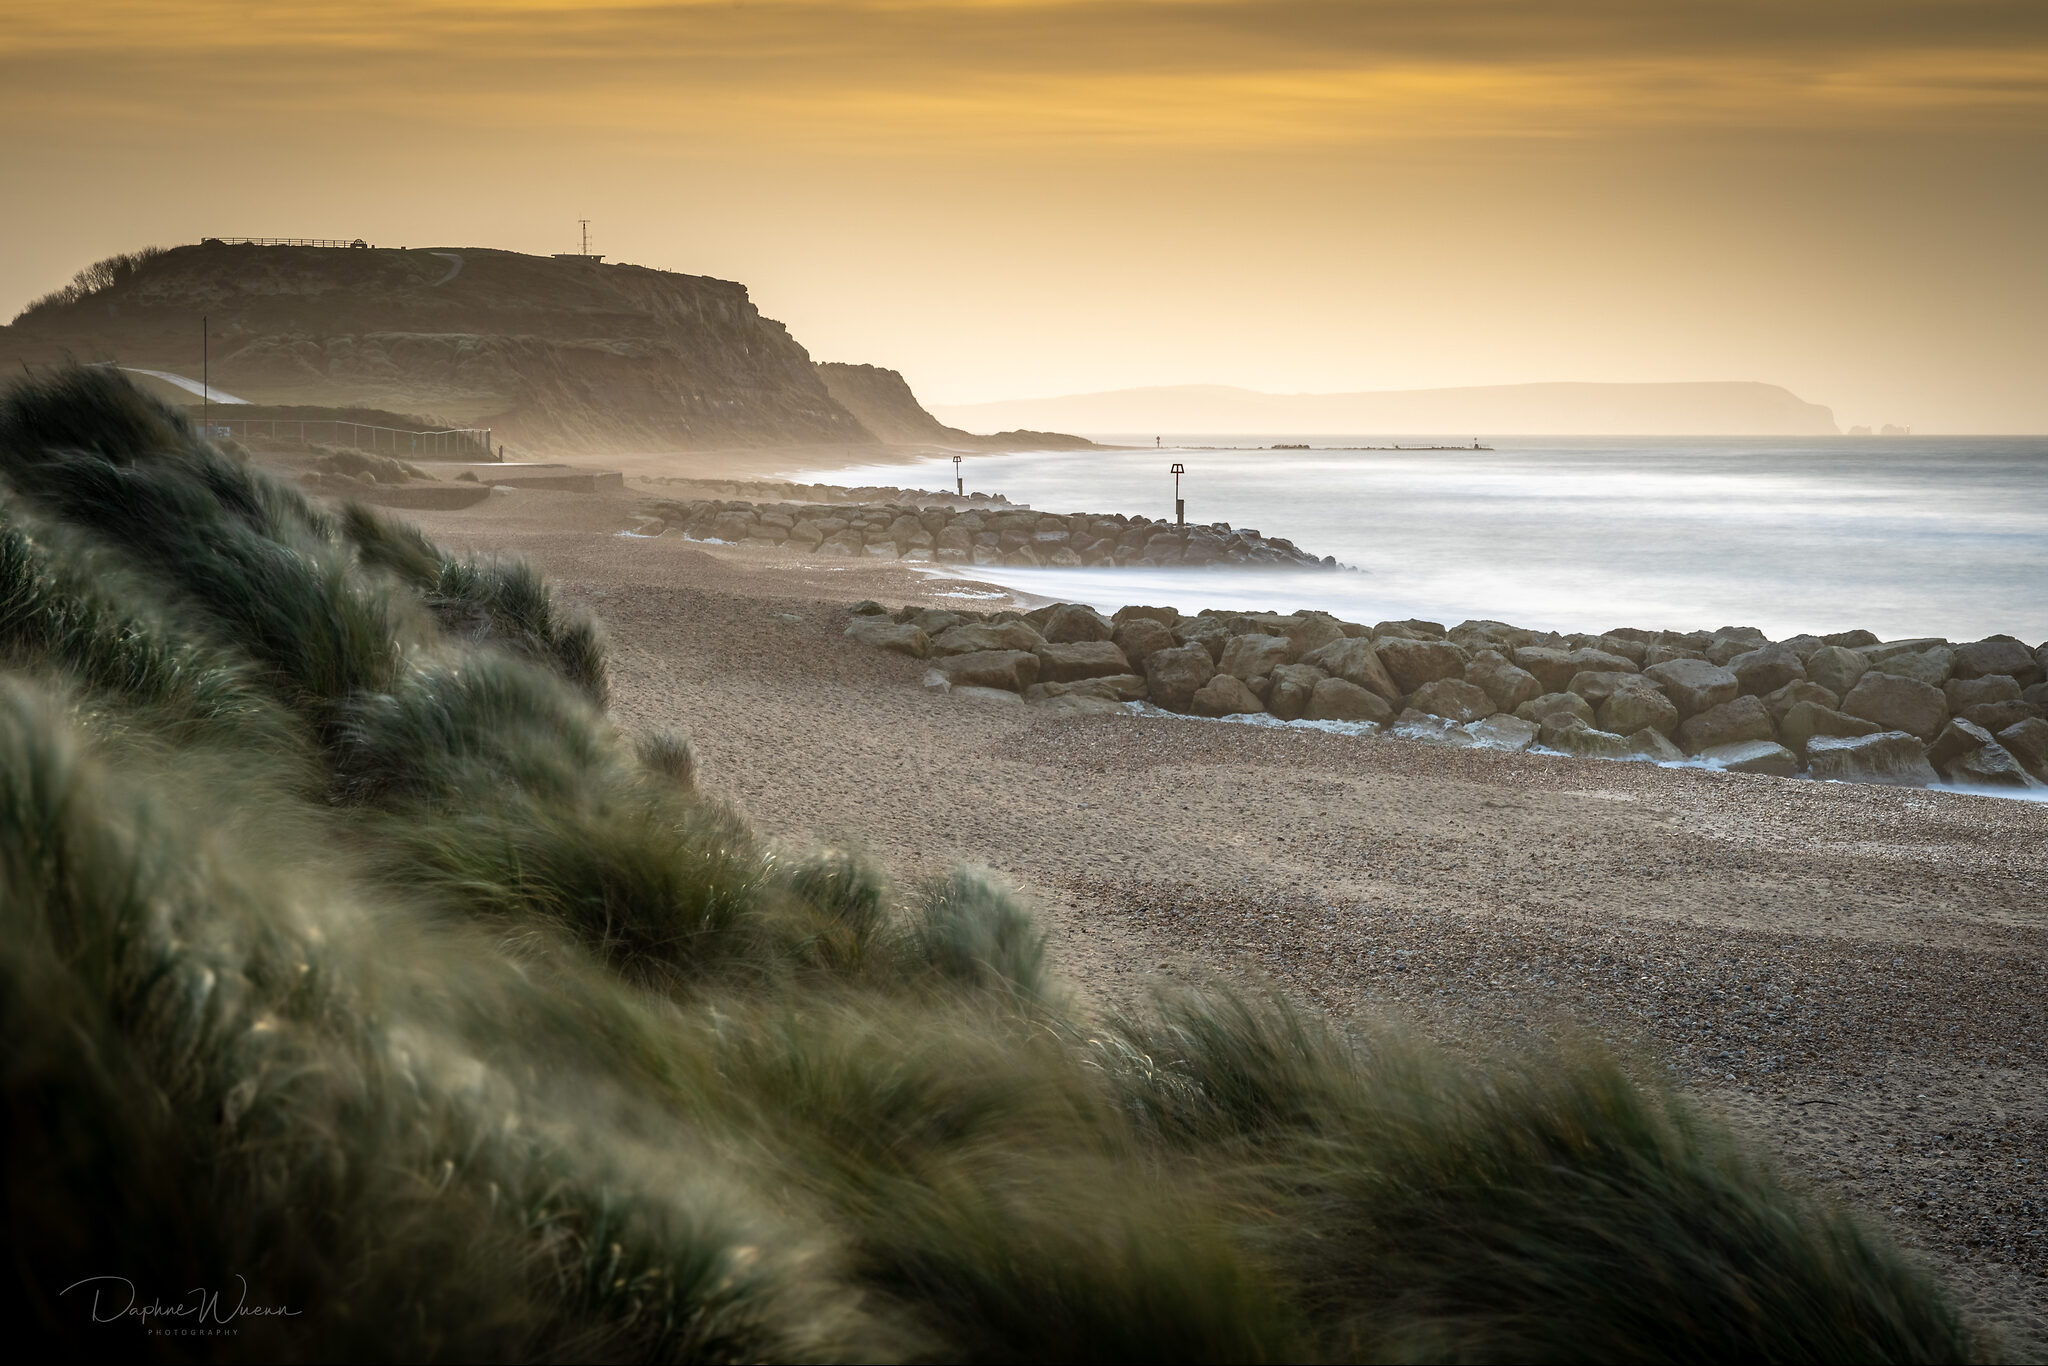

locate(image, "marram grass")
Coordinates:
0 369 1990 1362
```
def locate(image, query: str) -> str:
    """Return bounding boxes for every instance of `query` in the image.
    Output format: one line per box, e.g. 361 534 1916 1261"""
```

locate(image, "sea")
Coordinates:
794 435 2048 645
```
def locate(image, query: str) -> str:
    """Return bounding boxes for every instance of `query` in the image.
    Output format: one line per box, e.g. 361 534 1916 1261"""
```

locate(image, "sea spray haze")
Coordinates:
808 439 2048 644
0 368 1989 1361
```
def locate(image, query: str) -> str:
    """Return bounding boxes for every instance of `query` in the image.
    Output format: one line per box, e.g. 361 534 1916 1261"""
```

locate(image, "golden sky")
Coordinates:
4 1 2045 429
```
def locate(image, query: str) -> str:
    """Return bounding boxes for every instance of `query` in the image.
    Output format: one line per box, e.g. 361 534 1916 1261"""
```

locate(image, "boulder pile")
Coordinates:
650 498 1340 568
846 600 2048 794
640 477 1011 509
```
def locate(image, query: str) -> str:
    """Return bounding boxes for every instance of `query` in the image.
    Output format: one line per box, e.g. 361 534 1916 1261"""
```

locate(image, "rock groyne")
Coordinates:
845 600 2048 794
648 496 1340 568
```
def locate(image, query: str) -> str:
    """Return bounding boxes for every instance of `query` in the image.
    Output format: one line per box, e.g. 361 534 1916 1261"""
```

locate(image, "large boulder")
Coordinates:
1926 717 1994 776
1730 643 1806 697
1041 603 1115 644
1301 637 1402 702
1191 674 1267 717
1026 674 1147 704
844 617 930 658
1778 701 1881 759
1113 604 1179 627
1305 677 1394 724
1643 658 1741 720
932 620 1045 657
1218 633 1293 681
1949 742 2047 791
1565 647 1638 677
1468 714 1538 752
1963 700 2043 732
1405 678 1497 723
1841 672 1948 742
1143 643 1217 712
1280 612 1349 661
1700 740 1799 777
1873 647 1953 688
1170 616 1233 662
932 649 1041 692
1375 637 1467 693
1704 633 1765 666
1626 728 1687 762
1944 675 2021 710
1598 686 1680 737
1035 640 1132 683
1549 724 1633 759
1806 732 1938 787
1465 650 1542 713
1516 691 1595 728
1953 638 2042 687
1804 645 1868 696
1268 663 1328 721
1376 618 1447 639
1513 647 1579 693
1676 695 1774 755
1760 679 1840 723
1998 717 2048 779
1394 711 1478 746
1567 670 1652 709
1111 617 1177 671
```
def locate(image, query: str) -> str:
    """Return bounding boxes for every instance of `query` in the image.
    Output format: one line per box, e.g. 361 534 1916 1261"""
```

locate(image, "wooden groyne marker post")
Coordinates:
953 453 963 496
1171 461 1186 526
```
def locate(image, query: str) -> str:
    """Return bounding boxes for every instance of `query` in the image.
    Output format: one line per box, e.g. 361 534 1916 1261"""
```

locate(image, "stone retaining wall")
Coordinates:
649 497 1340 568
845 599 2048 793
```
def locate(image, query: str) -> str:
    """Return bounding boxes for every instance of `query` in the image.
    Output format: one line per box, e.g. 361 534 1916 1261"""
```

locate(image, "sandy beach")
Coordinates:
403 481 2048 1351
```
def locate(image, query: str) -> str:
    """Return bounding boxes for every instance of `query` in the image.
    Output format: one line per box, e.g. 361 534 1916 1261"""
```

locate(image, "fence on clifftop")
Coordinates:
200 237 372 249
205 417 495 461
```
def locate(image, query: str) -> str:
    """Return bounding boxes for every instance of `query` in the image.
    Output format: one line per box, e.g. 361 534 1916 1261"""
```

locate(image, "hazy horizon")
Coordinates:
4 2 2044 432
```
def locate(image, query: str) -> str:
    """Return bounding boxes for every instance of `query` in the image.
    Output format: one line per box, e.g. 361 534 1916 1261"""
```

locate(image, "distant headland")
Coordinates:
934 381 1842 437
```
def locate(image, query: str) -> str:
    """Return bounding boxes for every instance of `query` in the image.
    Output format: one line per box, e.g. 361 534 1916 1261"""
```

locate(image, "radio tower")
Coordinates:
579 218 591 258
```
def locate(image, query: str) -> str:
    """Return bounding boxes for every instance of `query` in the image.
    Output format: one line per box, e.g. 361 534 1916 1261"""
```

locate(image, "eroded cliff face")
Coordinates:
0 244 871 451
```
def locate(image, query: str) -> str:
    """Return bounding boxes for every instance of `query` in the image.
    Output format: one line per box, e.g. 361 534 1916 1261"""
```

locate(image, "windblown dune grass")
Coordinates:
0 369 1992 1361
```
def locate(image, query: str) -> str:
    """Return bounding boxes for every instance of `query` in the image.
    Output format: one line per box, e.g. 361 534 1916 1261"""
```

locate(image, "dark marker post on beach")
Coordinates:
1171 461 1186 525
953 452 963 495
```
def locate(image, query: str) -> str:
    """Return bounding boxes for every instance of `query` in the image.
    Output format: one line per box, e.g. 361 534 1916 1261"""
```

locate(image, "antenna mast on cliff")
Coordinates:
579 219 591 258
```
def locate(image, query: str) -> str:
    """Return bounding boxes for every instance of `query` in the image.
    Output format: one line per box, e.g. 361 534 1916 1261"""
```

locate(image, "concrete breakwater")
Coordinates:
846 599 2048 794
647 496 1340 568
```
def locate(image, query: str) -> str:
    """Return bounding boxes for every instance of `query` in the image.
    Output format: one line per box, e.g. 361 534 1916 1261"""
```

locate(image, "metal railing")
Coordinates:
201 237 371 249
209 417 495 460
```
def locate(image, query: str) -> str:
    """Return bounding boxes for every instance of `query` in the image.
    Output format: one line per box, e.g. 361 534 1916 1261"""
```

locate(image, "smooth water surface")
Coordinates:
793 436 2048 642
